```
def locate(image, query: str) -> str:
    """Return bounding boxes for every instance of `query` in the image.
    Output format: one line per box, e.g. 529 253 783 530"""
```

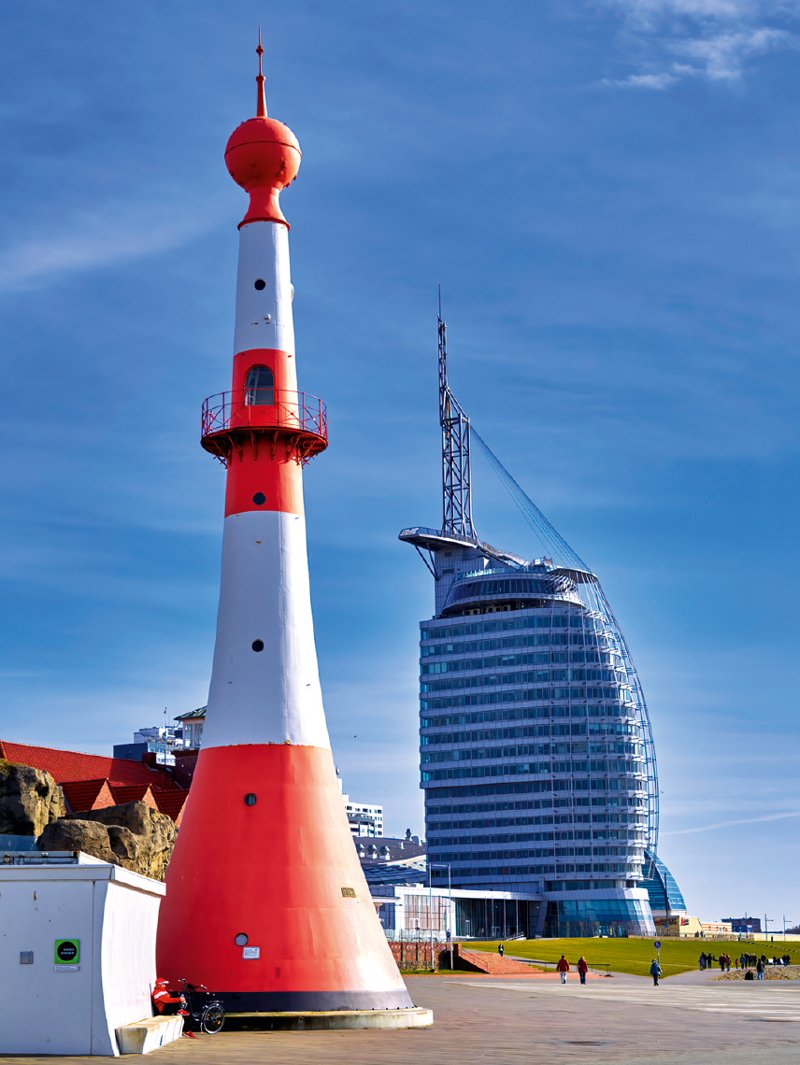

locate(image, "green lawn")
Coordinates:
466 938 800 979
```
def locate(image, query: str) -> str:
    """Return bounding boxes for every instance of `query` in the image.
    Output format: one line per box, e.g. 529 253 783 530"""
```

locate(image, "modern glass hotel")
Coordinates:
400 313 684 937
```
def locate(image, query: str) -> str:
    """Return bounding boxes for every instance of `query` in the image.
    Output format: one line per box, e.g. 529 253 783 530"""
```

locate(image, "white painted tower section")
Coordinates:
200 213 329 752
202 509 329 750
233 221 296 359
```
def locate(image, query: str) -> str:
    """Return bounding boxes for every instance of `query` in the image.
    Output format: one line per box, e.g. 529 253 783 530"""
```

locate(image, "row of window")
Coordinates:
430 847 635 863
421 713 639 733
421 749 642 769
421 633 607 657
421 614 587 639
421 651 617 674
429 829 641 844
428 814 591 830
421 668 624 692
423 736 642 758
437 864 633 877
426 800 643 826
422 765 645 783
450 577 554 600
425 781 646 805
421 688 631 710
427 816 644 831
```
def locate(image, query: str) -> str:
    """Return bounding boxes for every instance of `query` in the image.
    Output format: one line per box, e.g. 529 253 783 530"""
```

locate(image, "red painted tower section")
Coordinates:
156 44 414 1015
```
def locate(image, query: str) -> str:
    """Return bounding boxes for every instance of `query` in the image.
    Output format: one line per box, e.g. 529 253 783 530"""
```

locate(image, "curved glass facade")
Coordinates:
544 897 654 938
642 849 686 913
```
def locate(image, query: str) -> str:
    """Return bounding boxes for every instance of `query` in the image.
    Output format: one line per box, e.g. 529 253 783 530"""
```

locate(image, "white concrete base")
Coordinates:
227 1007 433 1030
116 1015 184 1055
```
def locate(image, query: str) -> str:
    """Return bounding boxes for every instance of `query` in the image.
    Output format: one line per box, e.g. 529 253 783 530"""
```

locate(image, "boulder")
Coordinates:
0 760 66 836
37 818 119 864
37 801 177 881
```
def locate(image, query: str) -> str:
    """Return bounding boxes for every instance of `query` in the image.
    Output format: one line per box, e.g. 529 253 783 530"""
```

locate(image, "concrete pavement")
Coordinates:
4 973 800 1063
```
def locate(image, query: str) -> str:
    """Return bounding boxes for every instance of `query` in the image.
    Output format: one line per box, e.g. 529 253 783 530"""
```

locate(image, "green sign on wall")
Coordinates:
54 939 80 965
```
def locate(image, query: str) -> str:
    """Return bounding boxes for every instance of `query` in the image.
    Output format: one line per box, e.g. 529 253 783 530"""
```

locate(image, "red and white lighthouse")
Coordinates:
156 44 421 1020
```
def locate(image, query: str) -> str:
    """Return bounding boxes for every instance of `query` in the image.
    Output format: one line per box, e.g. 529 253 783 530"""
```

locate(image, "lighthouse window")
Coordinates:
245 366 274 405
254 278 266 290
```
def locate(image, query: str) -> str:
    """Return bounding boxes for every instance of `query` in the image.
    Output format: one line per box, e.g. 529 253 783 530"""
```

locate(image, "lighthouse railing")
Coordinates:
201 389 327 442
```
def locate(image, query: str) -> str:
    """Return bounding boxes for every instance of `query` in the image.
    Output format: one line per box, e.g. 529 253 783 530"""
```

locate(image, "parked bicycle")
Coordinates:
178 979 225 1034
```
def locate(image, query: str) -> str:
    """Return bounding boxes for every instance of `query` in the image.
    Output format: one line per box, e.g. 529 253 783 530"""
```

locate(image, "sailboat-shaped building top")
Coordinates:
400 310 684 937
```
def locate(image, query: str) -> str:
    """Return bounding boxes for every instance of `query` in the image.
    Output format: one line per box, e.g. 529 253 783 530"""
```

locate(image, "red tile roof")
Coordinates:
111 784 159 809
155 790 188 826
0 740 179 791
61 778 116 814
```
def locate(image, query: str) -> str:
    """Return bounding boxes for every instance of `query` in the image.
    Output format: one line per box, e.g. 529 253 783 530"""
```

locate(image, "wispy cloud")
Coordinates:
600 0 797 88
662 810 800 835
0 193 228 292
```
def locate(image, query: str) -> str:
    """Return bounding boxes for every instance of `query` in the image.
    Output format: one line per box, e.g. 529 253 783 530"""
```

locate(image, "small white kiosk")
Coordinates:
0 850 179 1056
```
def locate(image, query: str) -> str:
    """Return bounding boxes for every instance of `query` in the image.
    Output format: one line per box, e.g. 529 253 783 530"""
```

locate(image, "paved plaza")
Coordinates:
5 972 800 1064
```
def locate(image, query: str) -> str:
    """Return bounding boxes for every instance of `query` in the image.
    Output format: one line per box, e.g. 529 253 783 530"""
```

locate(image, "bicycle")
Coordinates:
178 979 225 1034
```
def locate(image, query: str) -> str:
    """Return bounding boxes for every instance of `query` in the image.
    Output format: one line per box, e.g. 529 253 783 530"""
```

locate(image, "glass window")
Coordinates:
245 365 274 405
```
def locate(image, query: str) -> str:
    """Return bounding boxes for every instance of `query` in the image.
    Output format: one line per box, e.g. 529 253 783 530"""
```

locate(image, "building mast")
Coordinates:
438 291 476 540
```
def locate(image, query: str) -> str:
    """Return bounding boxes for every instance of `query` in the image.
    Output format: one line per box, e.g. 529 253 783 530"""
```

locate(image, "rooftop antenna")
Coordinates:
438 287 476 539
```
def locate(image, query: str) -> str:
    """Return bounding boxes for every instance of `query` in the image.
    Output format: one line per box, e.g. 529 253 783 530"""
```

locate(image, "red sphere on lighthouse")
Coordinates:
155 40 421 1022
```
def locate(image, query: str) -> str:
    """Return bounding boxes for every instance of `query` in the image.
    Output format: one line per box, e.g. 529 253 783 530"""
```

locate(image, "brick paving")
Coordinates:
5 974 800 1064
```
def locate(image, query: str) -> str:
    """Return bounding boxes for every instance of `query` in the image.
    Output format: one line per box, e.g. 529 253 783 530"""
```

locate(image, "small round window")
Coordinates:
254 279 266 290
244 793 257 806
235 933 249 946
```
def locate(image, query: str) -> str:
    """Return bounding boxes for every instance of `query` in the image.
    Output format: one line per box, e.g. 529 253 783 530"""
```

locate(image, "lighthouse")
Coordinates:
156 43 424 1024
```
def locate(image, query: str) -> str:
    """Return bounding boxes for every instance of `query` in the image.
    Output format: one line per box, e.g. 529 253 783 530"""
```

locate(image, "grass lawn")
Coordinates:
465 938 800 979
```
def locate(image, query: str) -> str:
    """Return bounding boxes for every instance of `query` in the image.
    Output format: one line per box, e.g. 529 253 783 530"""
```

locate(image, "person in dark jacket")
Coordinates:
577 956 588 985
650 959 662 986
498 943 504 957
756 958 765 980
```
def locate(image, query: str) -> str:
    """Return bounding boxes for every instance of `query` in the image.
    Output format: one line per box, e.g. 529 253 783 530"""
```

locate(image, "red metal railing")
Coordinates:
201 389 327 442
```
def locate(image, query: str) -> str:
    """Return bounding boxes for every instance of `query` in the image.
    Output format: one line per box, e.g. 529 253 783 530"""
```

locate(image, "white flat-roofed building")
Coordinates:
337 774 384 836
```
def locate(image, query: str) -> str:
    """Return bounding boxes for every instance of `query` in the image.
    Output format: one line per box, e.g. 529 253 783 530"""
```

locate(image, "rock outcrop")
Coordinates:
38 801 177 881
0 760 66 835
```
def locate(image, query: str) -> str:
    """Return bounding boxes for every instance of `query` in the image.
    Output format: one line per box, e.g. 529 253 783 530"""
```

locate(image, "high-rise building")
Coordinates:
400 307 683 937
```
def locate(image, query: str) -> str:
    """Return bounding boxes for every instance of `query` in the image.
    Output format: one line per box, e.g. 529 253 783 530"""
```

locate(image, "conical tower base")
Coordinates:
157 743 418 1015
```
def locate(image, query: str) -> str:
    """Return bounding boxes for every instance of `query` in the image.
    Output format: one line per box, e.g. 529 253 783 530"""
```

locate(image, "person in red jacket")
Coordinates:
556 955 570 984
152 978 185 1016
577 956 589 985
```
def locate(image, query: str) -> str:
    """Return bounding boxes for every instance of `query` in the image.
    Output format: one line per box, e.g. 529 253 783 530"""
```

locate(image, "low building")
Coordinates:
654 913 704 938
362 860 539 939
173 707 206 750
337 774 384 836
723 916 762 934
702 921 733 937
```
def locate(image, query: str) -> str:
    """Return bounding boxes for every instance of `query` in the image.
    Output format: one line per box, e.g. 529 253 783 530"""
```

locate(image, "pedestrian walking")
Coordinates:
756 958 765 981
650 959 662 986
577 956 588 985
699 953 706 971
498 943 504 957
556 955 570 984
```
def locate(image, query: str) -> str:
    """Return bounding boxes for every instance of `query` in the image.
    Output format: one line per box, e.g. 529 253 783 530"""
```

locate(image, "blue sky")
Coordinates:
2 1 799 926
